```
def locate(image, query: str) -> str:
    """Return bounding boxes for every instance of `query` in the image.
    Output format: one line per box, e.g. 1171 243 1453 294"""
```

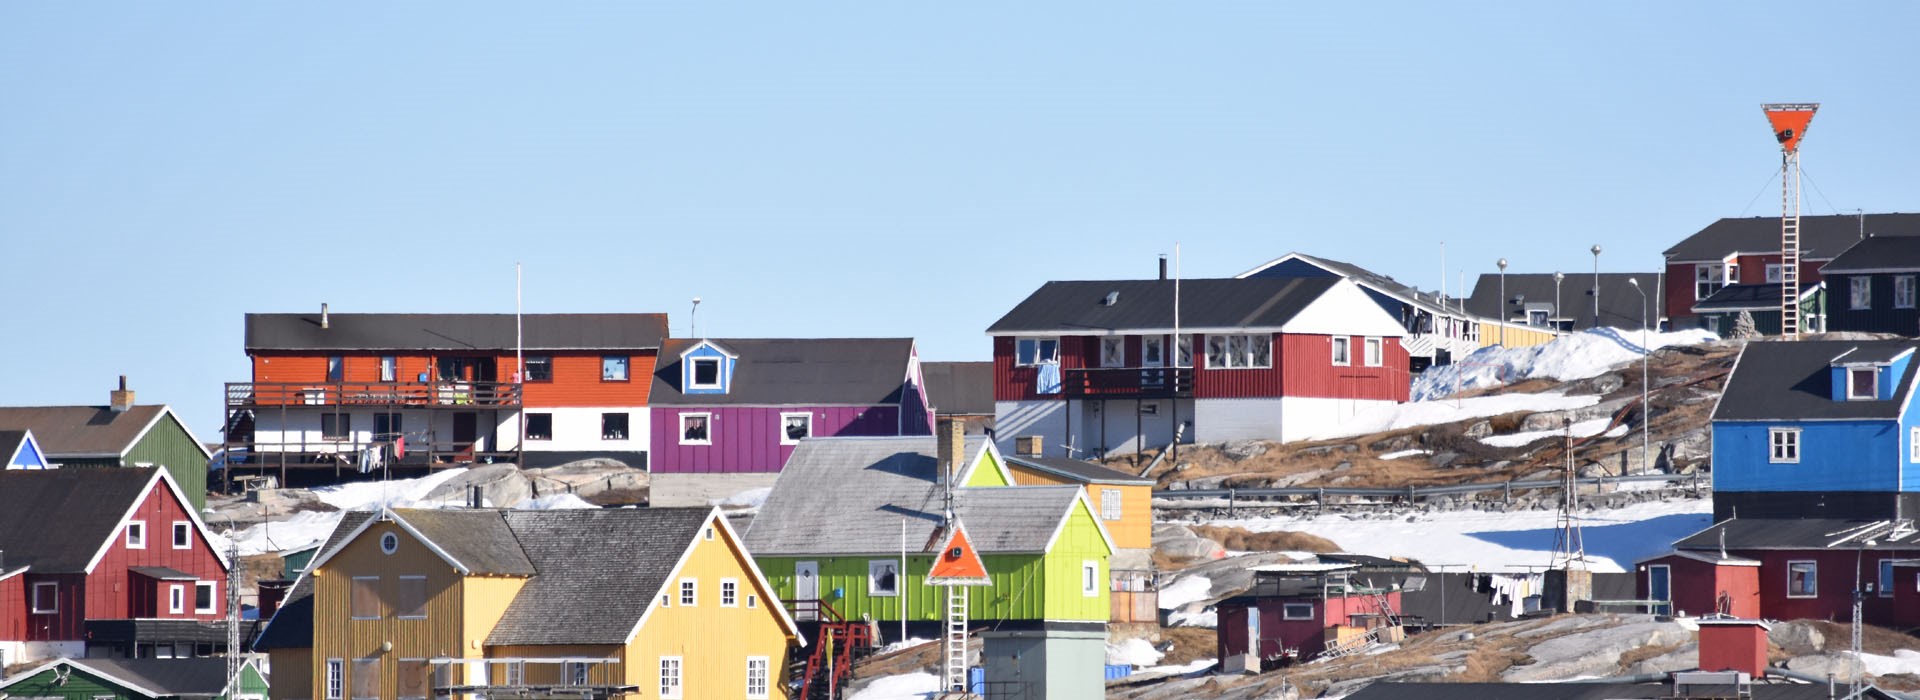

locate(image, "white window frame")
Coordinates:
1081 561 1099 597
679 413 712 446
688 357 723 389
564 662 589 686
168 584 186 615
172 521 192 549
1787 560 1818 598
601 355 630 381
779 412 813 446
31 581 57 614
1848 367 1878 400
326 659 345 700
1900 275 1918 310
1141 335 1166 368
746 656 770 699
1014 337 1060 367
1769 427 1800 464
720 578 739 607
868 560 900 597
1206 334 1271 370
1363 337 1383 367
1765 264 1785 284
195 581 217 614
1852 276 1872 310
1282 603 1315 620
659 657 683 700
126 520 146 549
1695 263 1726 300
680 578 697 607
1173 334 1194 368
503 661 524 687
1099 488 1122 521
1331 337 1351 367
380 356 398 382
1099 336 1125 368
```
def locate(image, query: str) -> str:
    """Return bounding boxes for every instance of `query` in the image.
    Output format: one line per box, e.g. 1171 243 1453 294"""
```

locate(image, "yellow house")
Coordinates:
996 449 1153 554
253 507 800 700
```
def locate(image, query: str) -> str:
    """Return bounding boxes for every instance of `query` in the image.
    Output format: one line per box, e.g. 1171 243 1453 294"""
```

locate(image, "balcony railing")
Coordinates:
226 381 522 409
1062 367 1194 399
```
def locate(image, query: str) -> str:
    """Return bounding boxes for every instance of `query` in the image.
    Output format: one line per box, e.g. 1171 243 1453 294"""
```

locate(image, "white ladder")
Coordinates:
1781 150 1803 339
944 586 970 693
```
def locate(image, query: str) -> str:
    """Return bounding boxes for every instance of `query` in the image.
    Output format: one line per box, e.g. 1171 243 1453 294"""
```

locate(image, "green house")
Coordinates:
0 657 268 700
743 434 1115 629
0 395 213 510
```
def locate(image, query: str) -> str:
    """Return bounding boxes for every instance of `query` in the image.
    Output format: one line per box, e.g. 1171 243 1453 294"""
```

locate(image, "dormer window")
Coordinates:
1849 367 1879 400
690 358 722 389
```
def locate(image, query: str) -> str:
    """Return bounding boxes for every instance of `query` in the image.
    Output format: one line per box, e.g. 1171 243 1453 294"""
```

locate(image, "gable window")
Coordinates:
31 582 57 613
1899 276 1918 309
328 356 345 383
721 578 739 607
1769 428 1800 464
1849 368 1878 400
601 412 629 440
373 412 402 439
1364 337 1384 367
602 356 630 382
659 657 682 699
195 581 216 614
746 657 770 699
168 584 185 614
1283 603 1315 620
322 413 351 441
396 576 428 619
680 414 711 446
379 356 398 382
351 576 382 619
1765 264 1785 284
747 594 758 608
1174 334 1194 368
173 521 192 549
1788 560 1818 598
1100 488 1122 521
1100 336 1125 368
688 357 723 389
869 560 900 597
523 356 553 382
1015 337 1060 367
1852 277 1872 310
1081 561 1100 597
326 660 345 700
1331 337 1352 366
1695 263 1726 300
381 532 400 554
780 413 812 445
126 520 147 549
1142 335 1166 367
680 578 697 607
525 413 553 441
1205 334 1272 369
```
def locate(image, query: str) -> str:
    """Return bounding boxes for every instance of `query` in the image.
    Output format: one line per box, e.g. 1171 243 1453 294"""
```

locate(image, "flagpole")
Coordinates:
900 518 908 644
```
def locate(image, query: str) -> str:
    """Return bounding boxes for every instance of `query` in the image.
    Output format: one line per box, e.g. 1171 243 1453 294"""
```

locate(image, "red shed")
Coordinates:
1216 563 1404 670
1697 617 1771 677
1636 551 1761 619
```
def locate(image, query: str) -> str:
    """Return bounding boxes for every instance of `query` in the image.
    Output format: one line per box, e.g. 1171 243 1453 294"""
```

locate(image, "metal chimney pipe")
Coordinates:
1159 255 1169 280
321 303 330 329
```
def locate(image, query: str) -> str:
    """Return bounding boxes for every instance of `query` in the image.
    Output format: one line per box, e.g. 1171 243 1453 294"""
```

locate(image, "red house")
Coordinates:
1661 213 1920 331
986 275 1409 457
1640 519 1917 628
0 468 232 667
1215 563 1403 671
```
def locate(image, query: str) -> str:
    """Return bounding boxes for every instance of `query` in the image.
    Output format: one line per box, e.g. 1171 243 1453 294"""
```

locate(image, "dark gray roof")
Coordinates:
1821 234 1920 274
1393 572 1633 627
1693 283 1795 313
745 437 1089 557
1713 340 1920 421
0 405 171 457
393 509 535 575
921 362 993 416
1345 681 1874 700
0 468 158 572
649 338 915 406
1466 272 1659 330
1671 518 1920 551
252 511 374 651
244 313 668 351
985 277 1340 334
1005 455 1151 485
1664 213 1920 262
1835 345 1913 364
129 566 197 581
0 430 28 462
1241 253 1456 315
63 657 252 697
486 508 712 646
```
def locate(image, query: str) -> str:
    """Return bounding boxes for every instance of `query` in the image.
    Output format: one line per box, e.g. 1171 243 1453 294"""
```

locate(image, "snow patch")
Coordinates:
848 672 939 700
1158 575 1213 610
877 638 933 656
311 468 471 510
1479 417 1615 447
228 510 347 557
1852 650 1920 677
1107 638 1165 667
1378 449 1430 460
517 494 597 510
1168 609 1217 628
1413 328 1717 401
1295 392 1601 442
714 487 773 510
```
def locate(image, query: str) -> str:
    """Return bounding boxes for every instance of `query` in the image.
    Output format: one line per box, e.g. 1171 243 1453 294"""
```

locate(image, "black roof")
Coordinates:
1672 518 1920 551
245 313 668 352
1004 455 1151 485
921 361 993 416
1822 234 1920 274
985 277 1339 334
1713 340 1920 421
0 430 27 461
1345 681 1876 700
1835 345 1913 365
649 338 915 406
1664 213 1920 262
1466 272 1659 330
72 657 247 697
1693 283 1796 313
129 566 197 581
0 468 158 572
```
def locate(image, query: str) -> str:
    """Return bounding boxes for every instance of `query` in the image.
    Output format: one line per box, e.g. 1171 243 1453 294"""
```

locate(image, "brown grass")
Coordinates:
1157 627 1218 666
1189 525 1341 553
1617 639 1685 671
584 487 649 507
1801 619 1920 656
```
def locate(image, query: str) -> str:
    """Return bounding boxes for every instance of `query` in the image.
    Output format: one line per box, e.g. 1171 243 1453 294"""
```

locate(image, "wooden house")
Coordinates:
225 311 668 485
0 468 233 667
1690 282 1826 336
252 506 799 700
1214 563 1403 671
0 429 51 470
1660 213 1920 331
1819 234 1920 335
0 379 212 509
998 438 1157 625
646 338 933 506
0 657 269 700
986 275 1409 458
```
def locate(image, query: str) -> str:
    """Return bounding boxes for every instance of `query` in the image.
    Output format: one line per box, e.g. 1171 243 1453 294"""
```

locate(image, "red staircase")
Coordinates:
790 600 876 700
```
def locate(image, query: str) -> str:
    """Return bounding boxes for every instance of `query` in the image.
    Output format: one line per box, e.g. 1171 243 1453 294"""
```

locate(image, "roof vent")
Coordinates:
321 303 330 330
1102 291 1120 307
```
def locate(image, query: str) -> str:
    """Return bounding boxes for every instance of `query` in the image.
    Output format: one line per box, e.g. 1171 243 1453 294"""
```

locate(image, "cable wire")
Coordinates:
1800 167 1846 216
1736 168 1781 218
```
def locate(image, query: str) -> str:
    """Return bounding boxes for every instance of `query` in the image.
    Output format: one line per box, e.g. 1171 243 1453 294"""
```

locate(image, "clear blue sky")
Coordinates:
4 3 1917 440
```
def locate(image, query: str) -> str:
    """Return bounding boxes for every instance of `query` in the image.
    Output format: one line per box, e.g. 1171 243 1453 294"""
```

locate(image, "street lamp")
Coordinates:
1553 272 1565 331
1497 258 1509 346
691 297 702 338
1590 245 1603 327
1628 278 1649 475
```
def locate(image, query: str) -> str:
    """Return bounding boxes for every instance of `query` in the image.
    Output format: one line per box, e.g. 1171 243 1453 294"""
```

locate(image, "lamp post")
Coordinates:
1497 258 1509 346
1590 245 1603 327
1553 272 1565 330
690 297 702 338
1628 278 1649 475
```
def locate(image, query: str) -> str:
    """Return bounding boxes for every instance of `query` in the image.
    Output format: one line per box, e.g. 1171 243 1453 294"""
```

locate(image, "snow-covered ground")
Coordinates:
1157 575 1213 610
1854 650 1920 677
1412 327 1717 402
847 672 939 700
224 468 600 557
1296 391 1601 442
310 468 472 510
1479 417 1625 448
1209 498 1713 573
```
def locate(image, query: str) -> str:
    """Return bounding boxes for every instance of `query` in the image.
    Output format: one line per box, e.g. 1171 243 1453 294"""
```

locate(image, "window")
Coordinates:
379 356 397 382
322 413 351 441
325 659 344 700
721 578 739 607
126 521 146 549
659 593 670 608
1014 337 1060 366
32 582 57 613
523 356 553 382
780 413 812 445
1695 263 1726 300
1849 368 1878 400
1283 603 1315 620
659 657 682 699
564 662 590 686
398 659 431 700
1364 337 1383 367
1205 334 1271 369
1769 428 1800 464
396 576 428 619
1100 336 1124 368
1899 276 1917 309
690 358 722 388
350 658 380 700
679 578 697 606
1331 337 1351 366
1100 488 1122 521
747 657 770 699
328 356 345 383
168 584 185 614
1911 426 1920 463
680 414 711 445
1766 264 1785 284
380 532 400 554
1142 335 1166 367
1081 561 1099 597
1881 560 1896 598
602 356 630 381
1174 334 1194 368
373 412 402 439
1852 276 1872 310
747 594 758 608
525 413 553 441
869 560 900 597
173 521 192 549
602 412 630 440
1788 560 1818 598
351 576 382 619
502 662 523 688
195 581 216 614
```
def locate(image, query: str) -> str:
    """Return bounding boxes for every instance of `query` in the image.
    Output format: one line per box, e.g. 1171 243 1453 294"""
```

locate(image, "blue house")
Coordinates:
0 429 51 470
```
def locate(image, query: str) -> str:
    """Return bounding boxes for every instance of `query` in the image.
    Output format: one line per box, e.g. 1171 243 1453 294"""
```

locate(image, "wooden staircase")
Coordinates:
788 600 876 700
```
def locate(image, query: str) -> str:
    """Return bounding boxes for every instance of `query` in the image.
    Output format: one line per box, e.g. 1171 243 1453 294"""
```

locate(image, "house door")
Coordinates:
1647 565 1671 615
795 561 819 621
453 413 478 452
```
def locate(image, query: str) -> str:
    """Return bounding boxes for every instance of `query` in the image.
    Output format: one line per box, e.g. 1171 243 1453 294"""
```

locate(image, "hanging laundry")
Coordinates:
1036 363 1062 395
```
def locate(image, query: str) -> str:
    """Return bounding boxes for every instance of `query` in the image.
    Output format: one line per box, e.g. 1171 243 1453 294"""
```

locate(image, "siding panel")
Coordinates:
649 406 904 474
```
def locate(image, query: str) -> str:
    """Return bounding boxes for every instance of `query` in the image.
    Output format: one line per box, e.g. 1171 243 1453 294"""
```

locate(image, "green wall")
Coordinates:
126 413 210 511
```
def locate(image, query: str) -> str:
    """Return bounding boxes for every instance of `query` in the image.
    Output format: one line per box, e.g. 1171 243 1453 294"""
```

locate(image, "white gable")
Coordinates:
1280 278 1409 337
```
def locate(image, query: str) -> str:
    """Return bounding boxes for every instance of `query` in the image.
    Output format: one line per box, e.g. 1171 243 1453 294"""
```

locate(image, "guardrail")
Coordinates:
226 381 522 408
1152 471 1706 510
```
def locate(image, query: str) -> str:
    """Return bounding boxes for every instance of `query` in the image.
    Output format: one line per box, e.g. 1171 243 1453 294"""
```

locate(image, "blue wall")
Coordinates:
1714 420 1902 492
680 343 735 395
8 436 47 469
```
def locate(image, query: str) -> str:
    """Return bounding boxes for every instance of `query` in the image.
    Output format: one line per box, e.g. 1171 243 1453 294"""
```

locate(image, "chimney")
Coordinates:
467 485 483 509
1697 618 1771 678
1158 254 1169 280
936 415 966 483
110 376 135 413
1017 435 1044 458
320 303 330 329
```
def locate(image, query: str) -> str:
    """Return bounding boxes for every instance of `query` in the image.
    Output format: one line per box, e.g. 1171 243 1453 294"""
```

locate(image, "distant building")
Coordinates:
0 429 51 470
1465 271 1660 333
920 361 995 434
0 378 212 509
1662 213 1920 331
0 657 268 700
1819 234 1920 336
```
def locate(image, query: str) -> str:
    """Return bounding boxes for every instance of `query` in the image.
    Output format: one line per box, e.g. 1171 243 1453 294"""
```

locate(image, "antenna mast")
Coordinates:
1764 103 1818 339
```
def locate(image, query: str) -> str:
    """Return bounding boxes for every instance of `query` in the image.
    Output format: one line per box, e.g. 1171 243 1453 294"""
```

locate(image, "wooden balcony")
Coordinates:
1062 367 1194 399
225 381 522 409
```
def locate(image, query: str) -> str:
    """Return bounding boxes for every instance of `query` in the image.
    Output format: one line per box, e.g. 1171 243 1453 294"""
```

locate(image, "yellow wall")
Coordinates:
628 519 797 700
1478 321 1558 349
1007 466 1151 552
269 648 313 700
484 644 625 686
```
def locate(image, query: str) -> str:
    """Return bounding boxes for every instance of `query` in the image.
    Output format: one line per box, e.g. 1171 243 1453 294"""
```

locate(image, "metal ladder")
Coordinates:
944 586 970 693
1781 150 1803 339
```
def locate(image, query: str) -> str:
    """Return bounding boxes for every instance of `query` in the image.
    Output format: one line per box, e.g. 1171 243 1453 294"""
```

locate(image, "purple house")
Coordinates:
647 337 933 505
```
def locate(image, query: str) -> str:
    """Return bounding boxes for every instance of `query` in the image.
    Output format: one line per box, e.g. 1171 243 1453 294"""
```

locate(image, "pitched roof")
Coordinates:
0 430 33 464
129 566 197 580
649 338 915 406
244 313 669 352
0 468 159 572
1005 455 1152 485
1671 518 1920 551
920 362 993 416
485 508 712 646
388 509 535 575
1239 253 1460 316
986 277 1342 334
1821 234 1920 274
0 405 176 458
1713 340 1920 421
1663 213 1920 262
744 437 1090 556
1465 272 1659 330
1691 282 1821 313
0 657 258 698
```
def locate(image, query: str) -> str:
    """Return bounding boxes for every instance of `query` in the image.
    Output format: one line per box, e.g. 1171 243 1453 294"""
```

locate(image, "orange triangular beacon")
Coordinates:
1763 103 1818 154
927 519 992 586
